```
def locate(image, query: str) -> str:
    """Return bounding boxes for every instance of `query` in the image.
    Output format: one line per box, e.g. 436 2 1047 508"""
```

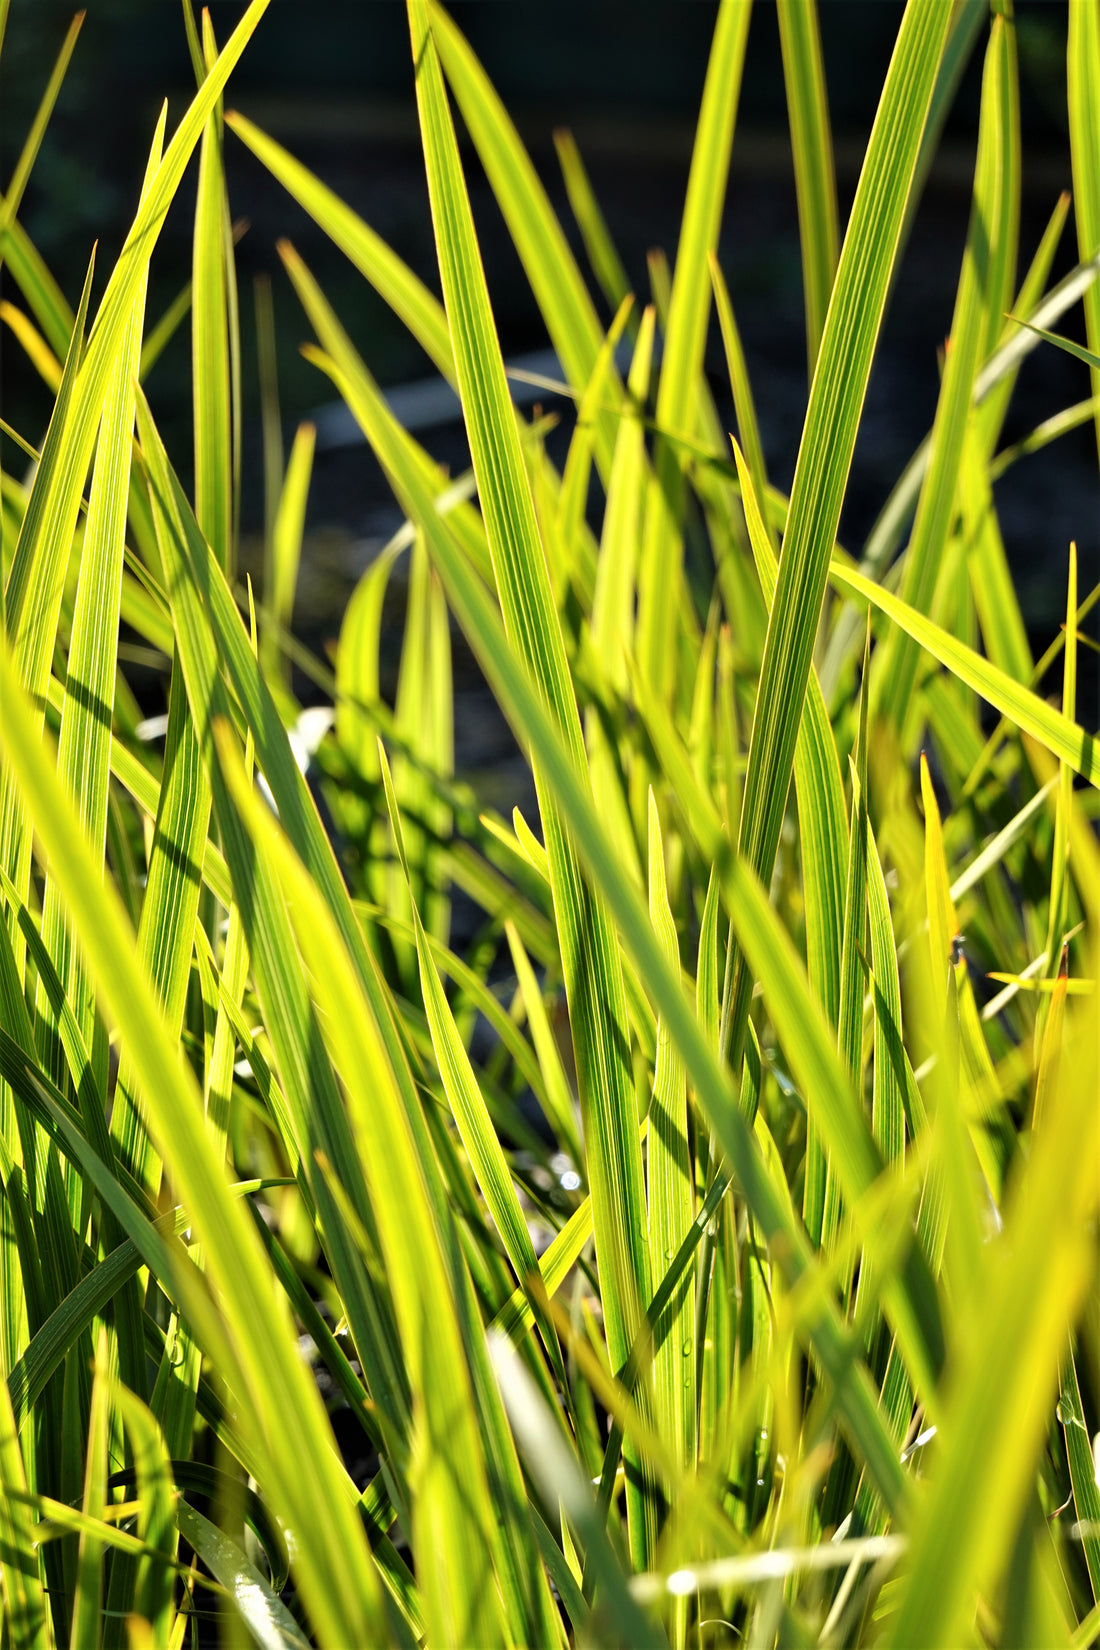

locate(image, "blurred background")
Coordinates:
1 0 1095 685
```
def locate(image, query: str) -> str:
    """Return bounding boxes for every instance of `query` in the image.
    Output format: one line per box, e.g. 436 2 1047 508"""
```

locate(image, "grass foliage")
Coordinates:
0 0 1098 1643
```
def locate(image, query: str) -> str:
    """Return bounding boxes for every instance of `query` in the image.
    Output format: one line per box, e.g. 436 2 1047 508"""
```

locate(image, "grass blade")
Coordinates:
724 0 952 1071
225 111 454 379
406 0 657 1561
302 338 911 1520
0 638 387 1649
636 0 751 701
877 11 1020 731
1069 0 1100 458
428 0 623 480
831 560 1099 785
776 0 839 377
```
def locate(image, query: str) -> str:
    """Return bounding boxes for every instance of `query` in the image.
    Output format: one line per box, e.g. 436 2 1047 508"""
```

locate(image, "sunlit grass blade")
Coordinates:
217 726 551 1650
554 128 633 316
35 107 161 1108
134 392 417 1466
1069 0 1100 458
225 110 454 379
589 303 654 696
8 0 269 703
108 664 211 1203
264 418 314 686
823 669 871 1249
490 1330 668 1650
390 531 453 954
407 0 658 1561
711 253 775 554
636 0 751 701
731 435 847 1243
724 0 952 1072
192 12 234 572
556 294 632 599
428 0 623 480
302 335 910 1519
175 1502 310 1650
0 208 73 359
382 742 565 1377
0 11 82 266
645 792 696 1519
0 1356 49 1649
68 1329 109 1650
1058 1349 1100 1601
0 637 387 1649
831 560 1099 785
876 11 1018 732
920 755 990 1302
979 186 1070 454
776 0 838 377
504 920 583 1169
0 301 61 390
887 1004 1099 1647
1044 544 1078 994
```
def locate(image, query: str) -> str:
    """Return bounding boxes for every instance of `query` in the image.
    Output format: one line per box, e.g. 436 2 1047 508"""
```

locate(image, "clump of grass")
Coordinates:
0 0 1097 1645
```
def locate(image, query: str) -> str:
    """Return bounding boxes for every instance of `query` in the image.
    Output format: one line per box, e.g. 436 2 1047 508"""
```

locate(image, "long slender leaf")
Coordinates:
407 0 658 1563
723 0 952 1073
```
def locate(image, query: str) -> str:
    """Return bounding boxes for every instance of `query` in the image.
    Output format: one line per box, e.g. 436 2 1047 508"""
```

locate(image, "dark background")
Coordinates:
1 0 1096 674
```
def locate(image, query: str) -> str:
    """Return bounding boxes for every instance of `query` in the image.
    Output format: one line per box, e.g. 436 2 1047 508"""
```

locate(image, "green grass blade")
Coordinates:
591 305 655 697
725 0 952 1072
406 3 655 1564
1058 1349 1100 1600
877 11 1019 731
646 793 696 1495
192 17 233 572
637 0 751 701
8 0 268 699
175 1502 311 1650
0 11 83 266
35 108 161 1103
490 1331 668 1650
382 744 564 1372
831 560 1099 785
554 128 633 316
866 821 909 1164
730 437 847 1239
888 1009 1098 1646
711 253 776 553
979 186 1069 454
1044 544 1078 991
216 730 517 1650
1069 0 1100 458
135 392 417 1465
3 250 94 674
428 0 623 481
303 338 911 1520
776 0 839 377
109 665 211 1201
504 920 583 1168
68 1331 109 1650
225 111 454 380
266 418 314 684
0 1371 50 1648
731 440 846 1040
6 1208 191 1430
825 673 871 1247
0 212 72 360
0 640 387 1649
335 542 402 788
1008 316 1100 374
111 1384 177 1639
